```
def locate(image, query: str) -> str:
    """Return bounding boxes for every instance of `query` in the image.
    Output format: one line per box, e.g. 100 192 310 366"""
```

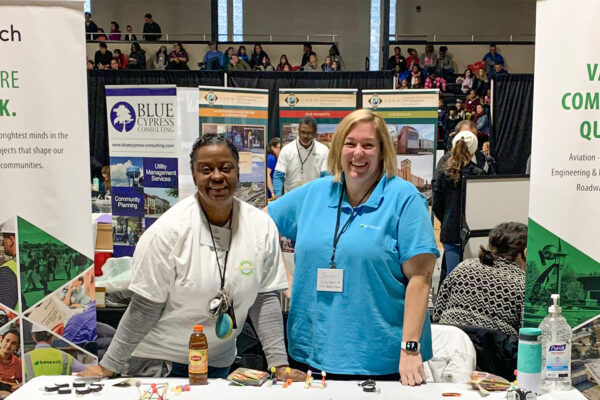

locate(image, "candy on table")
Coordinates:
320 371 327 389
304 370 313 389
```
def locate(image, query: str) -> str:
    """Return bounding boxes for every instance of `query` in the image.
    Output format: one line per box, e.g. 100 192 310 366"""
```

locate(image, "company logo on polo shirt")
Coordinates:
204 91 218 105
368 95 382 109
237 259 256 276
284 94 298 108
110 101 136 132
359 223 380 230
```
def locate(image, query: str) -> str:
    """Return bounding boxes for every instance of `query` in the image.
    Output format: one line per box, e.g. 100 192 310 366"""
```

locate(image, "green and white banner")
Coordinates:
363 89 438 201
0 0 97 390
199 87 268 209
526 0 600 395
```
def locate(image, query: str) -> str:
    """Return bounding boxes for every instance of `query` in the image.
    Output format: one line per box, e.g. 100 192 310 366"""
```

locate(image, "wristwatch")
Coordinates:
401 341 420 353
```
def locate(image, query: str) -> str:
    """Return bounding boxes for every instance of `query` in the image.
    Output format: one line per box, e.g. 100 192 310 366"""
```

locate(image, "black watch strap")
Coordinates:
401 341 420 352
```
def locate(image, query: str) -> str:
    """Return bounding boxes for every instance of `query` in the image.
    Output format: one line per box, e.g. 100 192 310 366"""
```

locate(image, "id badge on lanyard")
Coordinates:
317 268 343 292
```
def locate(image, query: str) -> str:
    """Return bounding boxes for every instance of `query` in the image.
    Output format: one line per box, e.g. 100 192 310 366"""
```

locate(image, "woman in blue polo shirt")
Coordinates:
267 109 439 386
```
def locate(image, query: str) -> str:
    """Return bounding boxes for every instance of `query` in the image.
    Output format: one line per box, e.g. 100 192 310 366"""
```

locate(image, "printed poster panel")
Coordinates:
0 1 96 391
278 89 357 147
199 87 268 209
363 89 439 202
106 85 179 257
527 1 600 397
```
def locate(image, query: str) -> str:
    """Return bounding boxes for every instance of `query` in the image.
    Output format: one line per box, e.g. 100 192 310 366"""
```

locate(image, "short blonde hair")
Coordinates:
328 109 397 182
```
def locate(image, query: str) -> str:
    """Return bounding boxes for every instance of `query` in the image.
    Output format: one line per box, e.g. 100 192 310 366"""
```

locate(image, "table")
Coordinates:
7 376 585 400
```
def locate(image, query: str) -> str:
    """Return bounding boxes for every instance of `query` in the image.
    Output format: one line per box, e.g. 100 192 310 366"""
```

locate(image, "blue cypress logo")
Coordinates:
110 101 136 132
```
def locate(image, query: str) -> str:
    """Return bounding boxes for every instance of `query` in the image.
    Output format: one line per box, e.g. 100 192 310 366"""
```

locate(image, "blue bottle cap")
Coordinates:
519 328 541 341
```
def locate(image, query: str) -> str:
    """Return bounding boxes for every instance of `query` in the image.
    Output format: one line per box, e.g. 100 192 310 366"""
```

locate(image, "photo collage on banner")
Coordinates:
1 1 96 392
105 85 179 257
527 1 600 396
363 90 439 202
278 89 357 255
199 87 268 209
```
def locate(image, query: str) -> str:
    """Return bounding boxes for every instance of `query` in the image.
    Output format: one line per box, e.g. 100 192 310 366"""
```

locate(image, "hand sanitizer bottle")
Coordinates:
539 294 572 390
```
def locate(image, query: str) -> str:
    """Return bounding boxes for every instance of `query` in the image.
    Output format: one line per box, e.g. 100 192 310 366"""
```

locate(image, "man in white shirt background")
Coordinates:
273 116 329 196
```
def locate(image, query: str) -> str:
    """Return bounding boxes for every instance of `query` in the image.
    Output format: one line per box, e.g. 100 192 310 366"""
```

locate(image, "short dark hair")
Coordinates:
304 43 312 49
99 42 107 49
111 21 119 30
84 12 91 16
439 46 448 53
145 13 152 19
490 43 497 47
268 137 281 156
2 329 20 342
494 61 504 66
479 222 528 266
33 331 53 343
394 46 401 52
189 135 240 172
298 116 317 132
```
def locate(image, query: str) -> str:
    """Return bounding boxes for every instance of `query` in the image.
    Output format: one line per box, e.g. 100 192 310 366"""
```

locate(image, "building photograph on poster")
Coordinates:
112 216 143 247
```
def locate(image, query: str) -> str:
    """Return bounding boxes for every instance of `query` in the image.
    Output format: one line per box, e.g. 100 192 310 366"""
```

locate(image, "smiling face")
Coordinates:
0 332 18 359
341 121 382 188
192 144 239 208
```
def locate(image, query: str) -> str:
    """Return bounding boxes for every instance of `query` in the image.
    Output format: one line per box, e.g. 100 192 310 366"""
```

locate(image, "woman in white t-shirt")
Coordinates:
79 135 305 382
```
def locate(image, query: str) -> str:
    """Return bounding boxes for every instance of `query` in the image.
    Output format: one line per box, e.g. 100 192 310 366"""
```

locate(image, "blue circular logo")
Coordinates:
110 102 136 132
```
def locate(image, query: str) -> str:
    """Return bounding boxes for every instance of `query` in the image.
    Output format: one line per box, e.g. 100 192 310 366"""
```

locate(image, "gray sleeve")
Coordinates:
247 291 288 369
99 293 165 374
70 356 86 373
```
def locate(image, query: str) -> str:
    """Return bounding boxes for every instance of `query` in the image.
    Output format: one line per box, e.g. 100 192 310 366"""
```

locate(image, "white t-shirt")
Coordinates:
274 138 329 194
129 195 288 367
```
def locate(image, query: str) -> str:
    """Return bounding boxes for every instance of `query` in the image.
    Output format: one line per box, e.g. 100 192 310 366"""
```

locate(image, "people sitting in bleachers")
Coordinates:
153 46 168 70
250 44 269 69
443 106 462 148
410 64 423 87
109 21 121 41
257 56 274 71
397 78 409 89
420 43 435 74
113 49 128 69
96 28 108 41
406 48 419 71
455 99 466 120
483 44 504 76
482 141 490 157
328 44 344 70
474 104 490 146
167 42 189 70
331 60 340 71
204 41 223 70
276 55 291 71
433 222 527 338
433 131 485 276
465 89 480 118
455 68 474 94
483 89 491 107
490 62 508 79
435 46 454 79
321 56 333 71
235 45 248 63
85 12 98 40
222 47 235 68
303 53 319 72
87 60 94 70
128 42 146 69
425 71 447 92
473 68 489 97
227 54 251 71
387 46 406 71
110 59 120 70
94 42 113 70
301 43 313 66
283 63 293 71
142 13 161 41
123 25 137 41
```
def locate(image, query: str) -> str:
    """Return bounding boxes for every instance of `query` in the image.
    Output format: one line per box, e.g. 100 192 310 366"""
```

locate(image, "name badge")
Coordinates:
317 268 344 292
201 224 231 251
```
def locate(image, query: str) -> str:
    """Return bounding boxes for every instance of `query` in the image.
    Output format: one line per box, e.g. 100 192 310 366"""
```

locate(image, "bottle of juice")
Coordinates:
189 324 208 385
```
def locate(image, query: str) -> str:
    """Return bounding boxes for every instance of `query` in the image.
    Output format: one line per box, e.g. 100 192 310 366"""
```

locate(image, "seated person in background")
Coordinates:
110 58 120 70
435 46 453 79
483 44 504 76
410 76 422 89
465 89 480 118
406 48 420 71
237 46 250 63
433 222 527 337
435 120 496 174
473 104 490 146
249 44 269 69
328 44 344 70
204 41 223 70
113 49 128 69
443 106 462 142
96 28 107 41
410 64 423 87
0 328 21 394
127 42 146 70
473 68 489 97
331 60 341 72
302 53 319 72
387 47 406 71
321 56 333 71
397 78 410 90
273 116 328 196
300 43 312 66
108 21 121 41
455 68 474 94
455 99 466 120
482 141 491 156
483 89 491 107
79 135 304 382
256 56 274 71
420 43 435 74
276 54 292 71
425 71 447 92
153 46 168 70
123 25 137 41
166 42 189 70
222 47 235 68
227 54 251 71
87 60 94 70
490 62 509 79
94 42 113 70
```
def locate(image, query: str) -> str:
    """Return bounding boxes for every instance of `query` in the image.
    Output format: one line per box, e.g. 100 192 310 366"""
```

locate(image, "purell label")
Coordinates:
549 344 567 352
545 342 570 374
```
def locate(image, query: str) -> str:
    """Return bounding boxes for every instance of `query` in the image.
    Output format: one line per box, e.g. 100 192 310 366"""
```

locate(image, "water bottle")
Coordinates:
539 294 572 390
517 327 542 394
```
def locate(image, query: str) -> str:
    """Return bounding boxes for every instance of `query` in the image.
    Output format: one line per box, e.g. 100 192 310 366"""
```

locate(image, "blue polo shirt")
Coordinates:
268 175 440 375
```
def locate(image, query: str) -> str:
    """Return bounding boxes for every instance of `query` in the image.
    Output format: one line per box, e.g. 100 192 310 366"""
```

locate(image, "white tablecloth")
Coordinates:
6 376 585 400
